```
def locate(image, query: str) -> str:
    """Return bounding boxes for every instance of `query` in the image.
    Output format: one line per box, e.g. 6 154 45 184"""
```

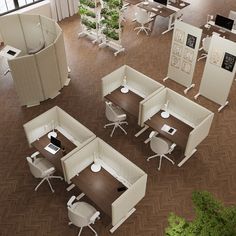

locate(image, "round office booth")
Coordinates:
0 14 69 107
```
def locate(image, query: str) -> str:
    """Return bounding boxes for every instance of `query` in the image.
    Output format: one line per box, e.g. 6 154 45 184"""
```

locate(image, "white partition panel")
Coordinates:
166 21 202 90
23 106 58 145
98 139 144 184
62 141 96 183
126 66 163 98
197 35 236 107
112 174 147 226
101 66 125 97
8 55 44 106
20 14 44 53
0 14 27 54
57 108 96 145
167 89 210 127
36 44 61 98
40 15 57 46
54 33 68 86
185 113 214 156
139 89 166 126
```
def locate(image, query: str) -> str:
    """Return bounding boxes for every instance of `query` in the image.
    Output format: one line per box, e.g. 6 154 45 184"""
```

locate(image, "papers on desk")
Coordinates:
161 124 177 135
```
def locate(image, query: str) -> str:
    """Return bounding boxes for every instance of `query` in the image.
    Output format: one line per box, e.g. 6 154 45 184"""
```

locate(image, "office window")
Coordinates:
0 0 45 15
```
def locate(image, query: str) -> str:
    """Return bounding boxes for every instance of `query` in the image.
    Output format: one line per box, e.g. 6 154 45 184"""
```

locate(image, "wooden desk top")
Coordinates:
71 166 125 217
169 0 190 10
124 0 143 5
145 111 193 148
32 130 76 173
105 87 143 117
200 24 236 42
138 2 175 17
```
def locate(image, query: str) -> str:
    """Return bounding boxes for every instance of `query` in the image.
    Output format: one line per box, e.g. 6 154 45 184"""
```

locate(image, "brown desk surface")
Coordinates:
32 130 76 173
138 2 175 17
145 111 193 149
138 1 189 17
124 0 143 5
71 166 125 217
200 24 236 42
105 87 143 117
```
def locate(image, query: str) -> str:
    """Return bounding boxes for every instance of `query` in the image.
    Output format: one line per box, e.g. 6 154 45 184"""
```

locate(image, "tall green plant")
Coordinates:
165 191 236 236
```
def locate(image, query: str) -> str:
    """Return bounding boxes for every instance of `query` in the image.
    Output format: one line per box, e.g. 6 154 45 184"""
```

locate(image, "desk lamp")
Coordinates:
91 152 101 172
161 100 170 118
48 120 57 139
121 76 129 93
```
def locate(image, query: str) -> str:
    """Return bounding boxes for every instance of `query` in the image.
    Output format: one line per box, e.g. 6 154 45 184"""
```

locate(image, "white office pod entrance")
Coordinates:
0 14 69 107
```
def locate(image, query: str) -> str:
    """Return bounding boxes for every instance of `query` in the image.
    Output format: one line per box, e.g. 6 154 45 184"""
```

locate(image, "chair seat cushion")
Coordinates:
72 202 97 219
34 158 54 174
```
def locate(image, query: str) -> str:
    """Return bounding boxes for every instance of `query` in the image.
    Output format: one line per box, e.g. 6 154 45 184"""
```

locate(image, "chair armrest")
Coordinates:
43 167 55 175
117 114 126 119
90 211 100 224
149 131 157 139
30 151 40 162
169 143 177 154
67 195 76 207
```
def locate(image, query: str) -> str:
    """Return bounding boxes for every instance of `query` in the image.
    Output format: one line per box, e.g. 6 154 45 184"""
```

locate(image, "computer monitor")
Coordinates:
51 136 61 148
215 14 234 31
154 0 168 6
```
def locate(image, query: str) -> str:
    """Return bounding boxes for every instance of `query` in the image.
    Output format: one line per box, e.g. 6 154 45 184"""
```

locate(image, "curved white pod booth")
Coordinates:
0 14 69 107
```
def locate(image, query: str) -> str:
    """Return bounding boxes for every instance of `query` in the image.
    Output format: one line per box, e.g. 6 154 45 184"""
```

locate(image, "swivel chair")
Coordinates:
26 151 63 193
134 8 154 35
197 36 211 61
67 196 100 236
104 101 128 137
147 132 176 171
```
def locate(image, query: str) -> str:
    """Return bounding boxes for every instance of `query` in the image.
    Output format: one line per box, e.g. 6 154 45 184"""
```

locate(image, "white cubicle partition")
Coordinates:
23 106 96 149
62 137 147 231
102 65 164 125
195 35 236 112
140 88 214 166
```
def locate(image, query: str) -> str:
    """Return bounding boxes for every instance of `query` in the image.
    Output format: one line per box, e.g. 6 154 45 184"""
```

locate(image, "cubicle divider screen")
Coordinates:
196 35 236 108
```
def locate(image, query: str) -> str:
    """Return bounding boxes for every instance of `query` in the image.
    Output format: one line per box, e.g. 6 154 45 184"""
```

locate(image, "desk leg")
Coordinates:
66 183 75 191
163 76 169 82
135 125 149 137
194 92 201 100
162 14 174 35
177 148 197 167
110 208 136 233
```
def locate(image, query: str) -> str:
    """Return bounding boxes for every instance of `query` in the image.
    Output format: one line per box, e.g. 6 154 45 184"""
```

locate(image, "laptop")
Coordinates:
44 136 61 154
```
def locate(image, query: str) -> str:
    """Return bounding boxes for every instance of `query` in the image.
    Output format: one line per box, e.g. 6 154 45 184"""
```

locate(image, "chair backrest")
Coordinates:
68 202 92 227
136 8 150 24
150 137 170 155
26 157 43 178
228 10 236 30
105 101 121 122
202 36 211 53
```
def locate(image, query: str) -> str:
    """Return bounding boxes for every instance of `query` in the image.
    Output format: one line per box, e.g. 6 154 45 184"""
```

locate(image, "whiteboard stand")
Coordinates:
218 101 229 112
184 83 195 94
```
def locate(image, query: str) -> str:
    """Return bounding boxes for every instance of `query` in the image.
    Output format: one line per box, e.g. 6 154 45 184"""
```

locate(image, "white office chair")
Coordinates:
147 132 176 171
26 151 63 193
104 101 128 137
228 10 236 30
67 196 100 236
197 36 211 61
134 8 154 35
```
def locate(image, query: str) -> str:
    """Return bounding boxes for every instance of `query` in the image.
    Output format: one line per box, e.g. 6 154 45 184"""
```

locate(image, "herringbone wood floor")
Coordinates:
1 0 236 235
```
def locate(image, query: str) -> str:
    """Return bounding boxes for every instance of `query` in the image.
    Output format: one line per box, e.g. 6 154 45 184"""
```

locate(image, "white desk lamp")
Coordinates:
121 76 129 93
91 152 101 172
161 100 170 118
48 120 57 139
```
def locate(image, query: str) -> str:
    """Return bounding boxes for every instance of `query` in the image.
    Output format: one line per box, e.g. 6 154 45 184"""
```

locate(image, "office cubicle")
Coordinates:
62 137 147 230
140 88 214 165
101 65 165 125
23 106 96 171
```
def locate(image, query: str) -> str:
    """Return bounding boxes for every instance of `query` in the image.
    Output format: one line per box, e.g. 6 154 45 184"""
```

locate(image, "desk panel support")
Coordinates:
110 208 136 233
177 148 197 167
135 124 149 137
